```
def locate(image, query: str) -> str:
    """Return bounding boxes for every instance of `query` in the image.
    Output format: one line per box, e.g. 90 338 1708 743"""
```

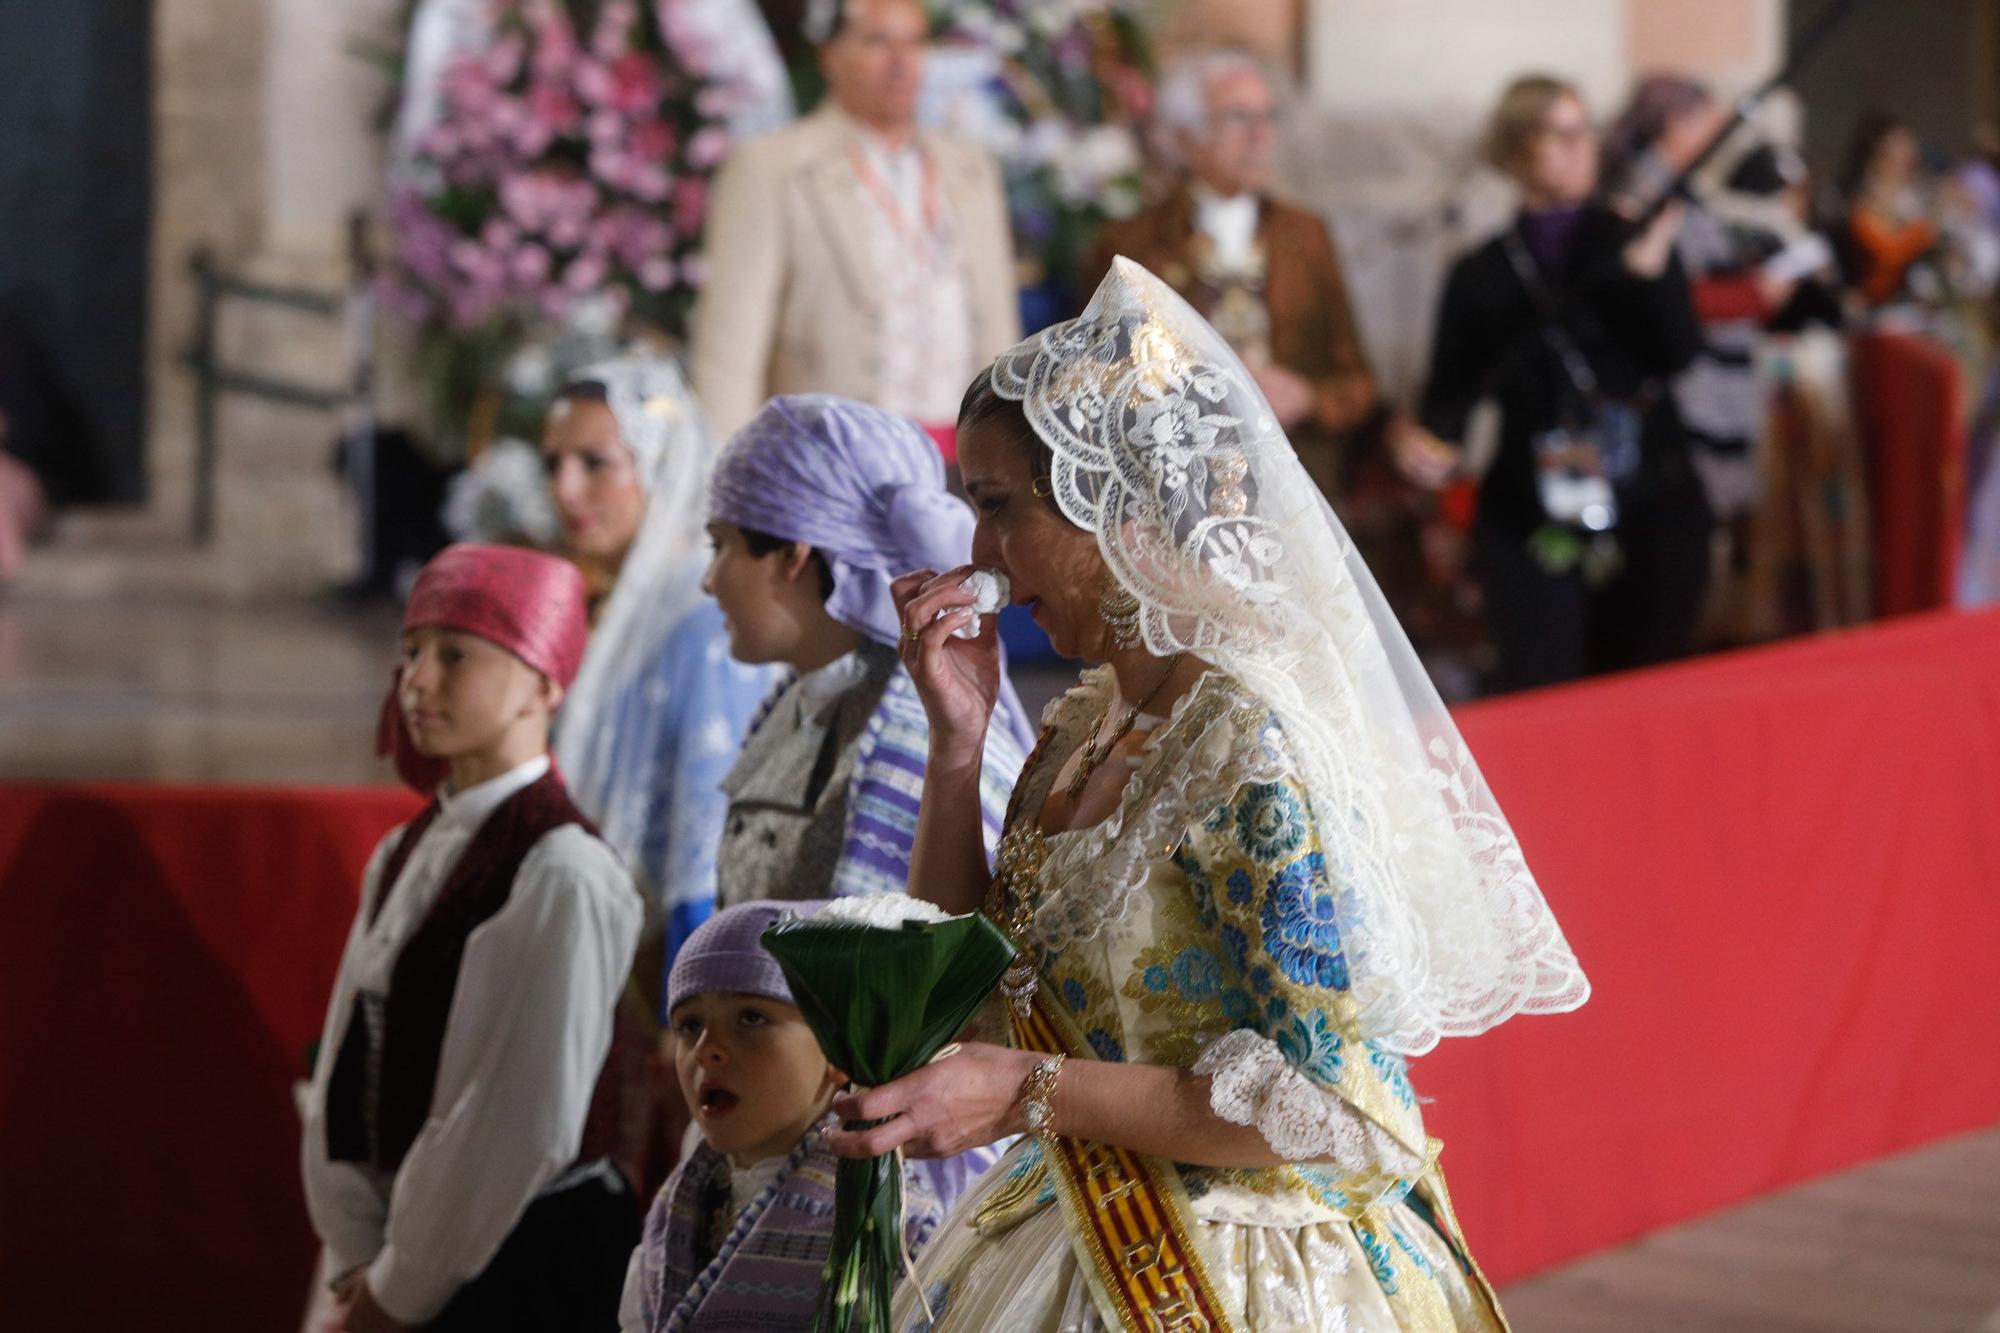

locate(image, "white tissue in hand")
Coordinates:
937 568 1009 639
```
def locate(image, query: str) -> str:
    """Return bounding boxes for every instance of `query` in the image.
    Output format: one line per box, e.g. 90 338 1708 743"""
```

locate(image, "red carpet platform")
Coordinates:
3 611 1998 1331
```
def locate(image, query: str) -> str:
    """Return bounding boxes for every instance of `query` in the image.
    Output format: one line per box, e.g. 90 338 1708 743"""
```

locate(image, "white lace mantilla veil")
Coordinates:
989 257 1590 1055
552 352 718 857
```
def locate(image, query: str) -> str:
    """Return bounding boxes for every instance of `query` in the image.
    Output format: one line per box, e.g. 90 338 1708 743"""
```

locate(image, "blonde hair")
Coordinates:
1485 74 1584 177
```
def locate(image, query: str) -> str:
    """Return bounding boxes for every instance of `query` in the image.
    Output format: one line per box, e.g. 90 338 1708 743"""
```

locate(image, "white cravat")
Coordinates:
1192 187 1260 272
301 755 641 1324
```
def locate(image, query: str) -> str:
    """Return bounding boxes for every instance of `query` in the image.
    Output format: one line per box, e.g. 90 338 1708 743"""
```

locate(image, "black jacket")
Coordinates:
1419 205 1706 536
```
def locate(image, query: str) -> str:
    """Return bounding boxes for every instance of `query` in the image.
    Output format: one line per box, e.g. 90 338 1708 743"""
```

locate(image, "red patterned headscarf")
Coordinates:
376 543 591 792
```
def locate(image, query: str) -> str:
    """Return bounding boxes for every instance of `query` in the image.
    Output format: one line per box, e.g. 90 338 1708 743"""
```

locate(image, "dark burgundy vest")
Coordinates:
324 768 620 1173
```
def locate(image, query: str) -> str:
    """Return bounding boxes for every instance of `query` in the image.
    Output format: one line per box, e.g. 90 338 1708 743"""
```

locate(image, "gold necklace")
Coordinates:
1065 653 1186 801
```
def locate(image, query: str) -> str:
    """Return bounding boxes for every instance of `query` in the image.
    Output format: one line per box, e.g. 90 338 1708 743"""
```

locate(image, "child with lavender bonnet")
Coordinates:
618 900 943 1331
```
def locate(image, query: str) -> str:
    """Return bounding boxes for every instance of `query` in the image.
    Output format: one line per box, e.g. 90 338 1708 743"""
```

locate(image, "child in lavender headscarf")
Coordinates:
699 394 1032 913
618 901 943 1332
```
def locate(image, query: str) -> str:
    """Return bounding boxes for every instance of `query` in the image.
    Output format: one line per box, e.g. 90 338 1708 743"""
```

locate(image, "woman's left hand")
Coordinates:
825 1042 1039 1159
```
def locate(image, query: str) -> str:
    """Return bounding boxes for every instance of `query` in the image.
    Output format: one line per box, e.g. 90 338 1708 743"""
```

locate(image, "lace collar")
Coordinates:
1010 665 1291 956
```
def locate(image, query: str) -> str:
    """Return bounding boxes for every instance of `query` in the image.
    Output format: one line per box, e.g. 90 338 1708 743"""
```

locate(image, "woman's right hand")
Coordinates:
892 566 1001 764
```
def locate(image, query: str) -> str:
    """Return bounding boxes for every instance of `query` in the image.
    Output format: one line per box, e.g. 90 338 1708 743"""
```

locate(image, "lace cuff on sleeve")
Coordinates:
1193 1029 1423 1173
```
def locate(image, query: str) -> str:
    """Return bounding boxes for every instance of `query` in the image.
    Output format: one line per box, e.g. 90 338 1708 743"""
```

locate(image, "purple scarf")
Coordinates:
629 1124 943 1332
709 394 1035 750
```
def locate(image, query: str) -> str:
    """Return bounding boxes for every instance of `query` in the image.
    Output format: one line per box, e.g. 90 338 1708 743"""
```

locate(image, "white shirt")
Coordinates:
301 755 642 1324
856 131 927 228
1192 186 1260 273
853 129 975 424
726 1153 787 1219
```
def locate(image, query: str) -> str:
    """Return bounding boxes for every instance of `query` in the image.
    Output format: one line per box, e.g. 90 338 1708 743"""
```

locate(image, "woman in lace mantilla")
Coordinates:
823 259 1592 1332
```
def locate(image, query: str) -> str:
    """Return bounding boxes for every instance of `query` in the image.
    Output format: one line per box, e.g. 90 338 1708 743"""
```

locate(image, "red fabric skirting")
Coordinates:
0 783 419 1333
3 612 1998 1327
1422 608 2000 1281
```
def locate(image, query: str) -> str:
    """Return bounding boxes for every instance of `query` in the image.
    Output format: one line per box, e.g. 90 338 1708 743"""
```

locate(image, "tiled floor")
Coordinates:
1500 1127 2000 1332
7 592 1999 1330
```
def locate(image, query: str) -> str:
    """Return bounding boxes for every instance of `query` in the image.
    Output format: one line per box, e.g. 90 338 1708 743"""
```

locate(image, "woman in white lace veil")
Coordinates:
548 353 777 959
823 258 1589 1331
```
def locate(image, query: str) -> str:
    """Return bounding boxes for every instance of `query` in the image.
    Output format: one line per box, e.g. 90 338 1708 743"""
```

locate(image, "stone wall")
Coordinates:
31 0 393 597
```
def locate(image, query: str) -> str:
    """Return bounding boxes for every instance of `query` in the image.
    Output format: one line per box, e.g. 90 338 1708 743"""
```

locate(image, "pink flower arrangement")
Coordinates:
382 0 731 351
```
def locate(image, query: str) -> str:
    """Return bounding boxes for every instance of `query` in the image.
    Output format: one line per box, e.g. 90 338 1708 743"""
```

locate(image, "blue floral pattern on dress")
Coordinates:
1392 1223 1440 1280
1061 978 1088 1013
1234 782 1308 861
1259 850 1351 990
1225 868 1255 905
1275 1008 1344 1082
1358 1223 1399 1294
1174 844 1221 929
1369 1044 1417 1110
1220 923 1250 975
1087 1027 1125 1062
1170 946 1225 1001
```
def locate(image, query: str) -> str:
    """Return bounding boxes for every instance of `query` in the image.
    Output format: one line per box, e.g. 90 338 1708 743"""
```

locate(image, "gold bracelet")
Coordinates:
1019 1053 1065 1136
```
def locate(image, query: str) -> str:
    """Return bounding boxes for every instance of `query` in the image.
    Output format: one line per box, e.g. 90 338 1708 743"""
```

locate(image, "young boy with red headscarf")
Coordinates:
301 544 643 1332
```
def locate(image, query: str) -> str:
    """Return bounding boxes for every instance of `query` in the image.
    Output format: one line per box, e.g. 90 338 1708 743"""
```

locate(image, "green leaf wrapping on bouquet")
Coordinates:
761 911 1016 1333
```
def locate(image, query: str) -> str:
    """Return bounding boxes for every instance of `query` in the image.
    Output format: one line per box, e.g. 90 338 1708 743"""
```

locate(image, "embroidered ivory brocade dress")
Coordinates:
894 668 1509 1333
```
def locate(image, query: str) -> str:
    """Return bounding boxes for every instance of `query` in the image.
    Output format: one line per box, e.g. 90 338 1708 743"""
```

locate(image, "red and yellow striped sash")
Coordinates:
1010 990 1242 1333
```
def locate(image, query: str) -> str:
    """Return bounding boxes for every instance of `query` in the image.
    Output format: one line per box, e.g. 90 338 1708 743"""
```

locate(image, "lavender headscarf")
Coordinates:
709 394 1035 749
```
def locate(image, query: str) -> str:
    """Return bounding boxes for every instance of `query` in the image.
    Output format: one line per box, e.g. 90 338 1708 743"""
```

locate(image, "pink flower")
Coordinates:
573 57 614 108
627 117 675 163
442 56 499 118
679 254 708 289
421 124 462 161
485 32 527 85
592 0 640 59
526 80 582 136
686 126 730 169
501 172 558 232
605 52 663 114
639 255 675 291
564 251 609 293
590 145 634 194
672 178 707 234
531 15 580 81
480 217 520 251
627 162 671 203
511 243 553 287
596 205 669 266
487 96 527 143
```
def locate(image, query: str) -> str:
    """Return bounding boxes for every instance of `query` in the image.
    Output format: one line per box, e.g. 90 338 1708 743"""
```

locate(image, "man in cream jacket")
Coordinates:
690 0 1020 440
